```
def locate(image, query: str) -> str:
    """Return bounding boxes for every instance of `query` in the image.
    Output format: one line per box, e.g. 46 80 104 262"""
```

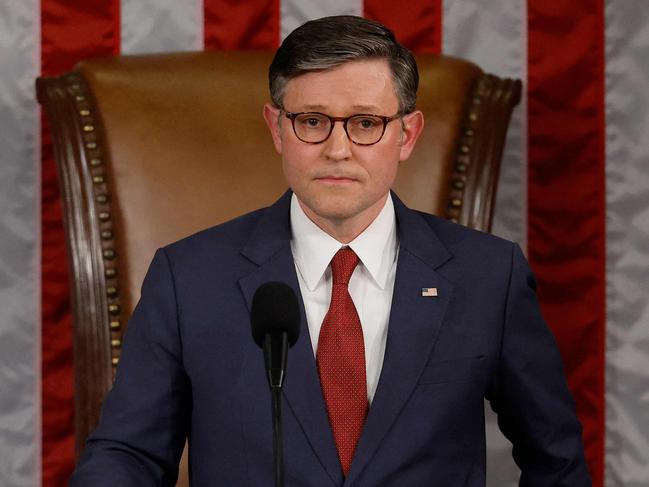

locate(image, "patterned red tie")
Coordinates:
316 248 368 476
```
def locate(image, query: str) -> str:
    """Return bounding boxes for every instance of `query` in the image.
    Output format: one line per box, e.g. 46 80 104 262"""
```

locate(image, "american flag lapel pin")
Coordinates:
421 287 438 297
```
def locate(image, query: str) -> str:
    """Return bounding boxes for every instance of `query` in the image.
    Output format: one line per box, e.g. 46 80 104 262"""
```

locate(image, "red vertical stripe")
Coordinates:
364 0 442 54
204 0 279 50
40 1 120 485
527 1 606 484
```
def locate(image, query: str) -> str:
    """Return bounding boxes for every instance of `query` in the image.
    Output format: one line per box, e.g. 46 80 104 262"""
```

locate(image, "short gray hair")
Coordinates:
269 16 419 114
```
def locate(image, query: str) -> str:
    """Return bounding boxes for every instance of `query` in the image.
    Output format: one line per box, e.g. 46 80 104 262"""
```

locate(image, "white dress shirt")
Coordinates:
290 193 399 404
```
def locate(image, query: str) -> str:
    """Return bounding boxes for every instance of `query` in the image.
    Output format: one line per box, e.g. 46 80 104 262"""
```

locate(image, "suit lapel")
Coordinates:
344 195 455 486
237 192 456 486
238 191 342 486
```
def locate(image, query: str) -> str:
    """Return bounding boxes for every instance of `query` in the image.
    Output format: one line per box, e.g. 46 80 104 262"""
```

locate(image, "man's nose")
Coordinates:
323 121 352 160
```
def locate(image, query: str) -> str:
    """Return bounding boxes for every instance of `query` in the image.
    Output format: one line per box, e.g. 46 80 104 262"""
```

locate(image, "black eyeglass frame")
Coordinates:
282 110 402 146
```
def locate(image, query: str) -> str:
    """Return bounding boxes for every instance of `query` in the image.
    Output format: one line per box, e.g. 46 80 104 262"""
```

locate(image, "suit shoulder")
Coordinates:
413 209 511 246
162 205 269 259
414 210 516 256
409 211 524 292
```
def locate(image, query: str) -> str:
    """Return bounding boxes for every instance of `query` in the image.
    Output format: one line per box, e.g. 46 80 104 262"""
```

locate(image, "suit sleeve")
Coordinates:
488 243 592 486
69 248 190 487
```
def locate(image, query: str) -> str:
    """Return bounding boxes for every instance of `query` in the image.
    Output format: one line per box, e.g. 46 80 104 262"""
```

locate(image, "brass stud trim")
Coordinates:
111 357 119 366
69 75 125 351
448 76 487 224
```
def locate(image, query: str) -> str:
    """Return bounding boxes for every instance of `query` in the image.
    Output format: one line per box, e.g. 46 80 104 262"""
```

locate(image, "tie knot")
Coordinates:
330 248 359 285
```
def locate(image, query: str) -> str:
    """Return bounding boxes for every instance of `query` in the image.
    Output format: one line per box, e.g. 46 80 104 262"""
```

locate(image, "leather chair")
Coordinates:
36 51 521 485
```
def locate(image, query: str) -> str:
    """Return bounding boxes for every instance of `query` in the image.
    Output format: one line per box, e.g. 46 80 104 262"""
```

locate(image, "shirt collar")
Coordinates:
290 193 398 291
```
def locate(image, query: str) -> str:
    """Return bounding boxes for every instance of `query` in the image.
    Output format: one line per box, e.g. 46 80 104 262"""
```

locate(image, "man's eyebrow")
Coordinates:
296 104 327 111
298 104 385 113
350 104 383 112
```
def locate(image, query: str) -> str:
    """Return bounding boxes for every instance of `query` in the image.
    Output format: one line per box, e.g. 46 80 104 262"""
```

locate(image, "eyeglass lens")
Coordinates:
293 113 386 144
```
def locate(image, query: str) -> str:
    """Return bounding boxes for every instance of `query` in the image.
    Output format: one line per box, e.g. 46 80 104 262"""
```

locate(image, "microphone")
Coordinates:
251 281 300 388
250 282 300 487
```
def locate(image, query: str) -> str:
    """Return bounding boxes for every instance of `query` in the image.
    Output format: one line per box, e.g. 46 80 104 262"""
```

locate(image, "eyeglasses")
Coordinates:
283 111 402 146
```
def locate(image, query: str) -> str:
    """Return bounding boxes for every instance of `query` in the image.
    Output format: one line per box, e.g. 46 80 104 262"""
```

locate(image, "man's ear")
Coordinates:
398 110 424 161
263 103 283 154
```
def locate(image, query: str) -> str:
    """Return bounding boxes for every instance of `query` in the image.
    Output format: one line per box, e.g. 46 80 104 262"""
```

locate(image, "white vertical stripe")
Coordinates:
34 6 42 484
280 0 362 42
0 1 41 486
34 10 42 482
442 0 527 249
605 1 649 485
442 1 527 485
121 0 204 54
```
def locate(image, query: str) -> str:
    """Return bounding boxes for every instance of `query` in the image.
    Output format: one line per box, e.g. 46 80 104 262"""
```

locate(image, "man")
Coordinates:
71 16 591 486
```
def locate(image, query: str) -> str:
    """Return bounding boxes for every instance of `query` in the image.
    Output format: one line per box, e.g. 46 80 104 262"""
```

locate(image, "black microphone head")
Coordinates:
251 281 300 347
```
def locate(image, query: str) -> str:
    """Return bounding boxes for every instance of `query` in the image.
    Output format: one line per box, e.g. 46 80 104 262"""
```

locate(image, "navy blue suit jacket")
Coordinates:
70 191 590 486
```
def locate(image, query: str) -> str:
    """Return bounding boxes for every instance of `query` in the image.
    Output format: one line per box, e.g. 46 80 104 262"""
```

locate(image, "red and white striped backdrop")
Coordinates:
0 1 647 486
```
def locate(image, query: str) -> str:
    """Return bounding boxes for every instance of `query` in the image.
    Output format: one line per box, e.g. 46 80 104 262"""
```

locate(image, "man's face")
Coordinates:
263 59 423 235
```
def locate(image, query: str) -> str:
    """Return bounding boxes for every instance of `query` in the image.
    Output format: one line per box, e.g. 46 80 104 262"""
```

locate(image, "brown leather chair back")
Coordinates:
37 50 521 475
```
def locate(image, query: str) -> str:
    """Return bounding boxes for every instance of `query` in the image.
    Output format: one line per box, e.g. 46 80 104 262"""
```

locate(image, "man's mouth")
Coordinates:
315 175 356 183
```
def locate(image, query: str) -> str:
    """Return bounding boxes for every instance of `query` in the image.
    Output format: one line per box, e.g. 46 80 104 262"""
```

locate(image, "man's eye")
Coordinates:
354 118 380 130
297 115 326 129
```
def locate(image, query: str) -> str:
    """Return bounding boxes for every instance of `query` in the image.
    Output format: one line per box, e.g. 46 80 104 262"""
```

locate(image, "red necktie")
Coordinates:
316 248 368 476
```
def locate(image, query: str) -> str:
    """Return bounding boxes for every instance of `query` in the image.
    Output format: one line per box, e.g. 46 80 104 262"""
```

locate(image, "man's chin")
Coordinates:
299 197 361 224
311 205 358 222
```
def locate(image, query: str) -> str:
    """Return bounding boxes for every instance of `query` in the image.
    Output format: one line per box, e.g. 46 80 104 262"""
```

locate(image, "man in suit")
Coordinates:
71 15 591 486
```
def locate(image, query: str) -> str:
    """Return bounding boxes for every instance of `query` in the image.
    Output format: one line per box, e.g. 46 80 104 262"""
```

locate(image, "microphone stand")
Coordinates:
271 386 283 487
263 332 289 487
